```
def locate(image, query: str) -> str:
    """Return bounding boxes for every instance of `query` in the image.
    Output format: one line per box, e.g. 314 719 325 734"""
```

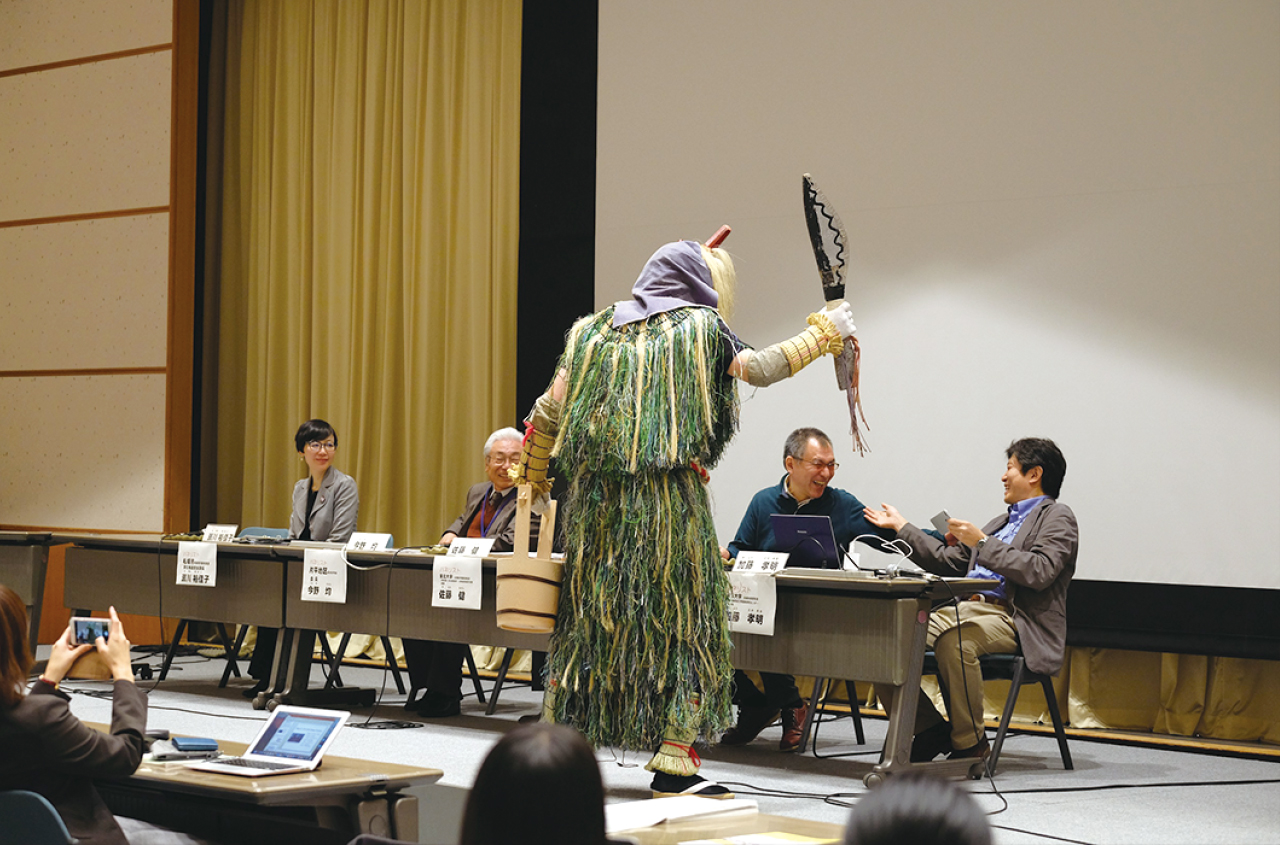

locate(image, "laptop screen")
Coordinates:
769 513 842 569
249 711 343 761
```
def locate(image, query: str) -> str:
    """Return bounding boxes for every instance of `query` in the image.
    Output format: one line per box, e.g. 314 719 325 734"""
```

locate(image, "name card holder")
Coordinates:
202 524 238 544
177 541 217 587
301 548 348 603
726 570 778 636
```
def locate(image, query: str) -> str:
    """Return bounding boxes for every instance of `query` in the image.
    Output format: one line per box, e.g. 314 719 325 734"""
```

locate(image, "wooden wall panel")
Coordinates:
0 51 171 221
0 0 171 71
0 375 166 530
0 214 168 370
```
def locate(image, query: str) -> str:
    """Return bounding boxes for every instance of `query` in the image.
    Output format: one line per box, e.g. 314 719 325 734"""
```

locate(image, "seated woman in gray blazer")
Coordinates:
246 419 359 696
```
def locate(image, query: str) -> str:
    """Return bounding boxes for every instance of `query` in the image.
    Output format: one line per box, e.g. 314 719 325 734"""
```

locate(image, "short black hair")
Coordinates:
784 427 832 464
295 419 337 454
1007 437 1066 499
459 723 607 845
844 773 992 845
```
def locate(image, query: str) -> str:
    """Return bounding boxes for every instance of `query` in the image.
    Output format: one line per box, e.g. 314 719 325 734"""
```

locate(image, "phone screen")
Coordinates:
72 618 110 644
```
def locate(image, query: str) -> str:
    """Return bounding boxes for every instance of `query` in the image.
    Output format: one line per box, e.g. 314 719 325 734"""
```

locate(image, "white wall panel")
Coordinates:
0 50 171 221
0 213 168 370
598 0 1280 590
0 375 166 531
0 0 172 71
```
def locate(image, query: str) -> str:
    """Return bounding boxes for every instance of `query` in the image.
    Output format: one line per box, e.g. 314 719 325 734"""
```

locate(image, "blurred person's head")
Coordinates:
1 583 34 708
459 723 607 845
844 774 991 845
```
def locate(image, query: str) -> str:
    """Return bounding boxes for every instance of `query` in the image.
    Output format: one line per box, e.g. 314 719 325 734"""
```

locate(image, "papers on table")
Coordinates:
605 795 758 834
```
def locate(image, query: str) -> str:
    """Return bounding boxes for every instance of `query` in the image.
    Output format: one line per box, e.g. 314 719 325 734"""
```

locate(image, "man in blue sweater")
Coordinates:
719 427 894 752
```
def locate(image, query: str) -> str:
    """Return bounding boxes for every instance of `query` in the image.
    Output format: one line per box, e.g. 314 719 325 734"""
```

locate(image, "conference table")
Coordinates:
61 534 992 783
0 530 53 656
89 723 438 843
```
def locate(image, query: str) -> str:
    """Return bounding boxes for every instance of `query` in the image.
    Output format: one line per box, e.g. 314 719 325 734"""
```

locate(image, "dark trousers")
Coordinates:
247 627 279 680
732 669 803 710
401 639 467 697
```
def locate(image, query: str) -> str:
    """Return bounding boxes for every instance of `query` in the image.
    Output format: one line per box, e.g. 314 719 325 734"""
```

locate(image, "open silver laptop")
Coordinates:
190 706 349 777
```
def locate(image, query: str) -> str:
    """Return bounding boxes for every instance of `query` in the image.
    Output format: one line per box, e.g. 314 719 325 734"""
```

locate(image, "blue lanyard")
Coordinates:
478 486 513 538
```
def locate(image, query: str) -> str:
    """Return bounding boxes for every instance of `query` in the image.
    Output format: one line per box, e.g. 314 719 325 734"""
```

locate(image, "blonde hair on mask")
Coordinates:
701 245 736 322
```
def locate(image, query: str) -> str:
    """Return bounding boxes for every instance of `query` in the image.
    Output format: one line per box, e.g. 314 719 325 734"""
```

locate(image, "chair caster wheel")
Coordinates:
863 772 886 788
968 760 988 780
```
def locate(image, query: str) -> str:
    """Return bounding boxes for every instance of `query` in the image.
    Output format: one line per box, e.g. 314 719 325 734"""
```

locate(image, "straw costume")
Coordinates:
516 239 854 798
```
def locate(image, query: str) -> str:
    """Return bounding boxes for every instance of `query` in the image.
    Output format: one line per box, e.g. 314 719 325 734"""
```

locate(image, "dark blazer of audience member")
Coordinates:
843 773 991 845
459 723 608 845
290 418 359 543
0 591 144 845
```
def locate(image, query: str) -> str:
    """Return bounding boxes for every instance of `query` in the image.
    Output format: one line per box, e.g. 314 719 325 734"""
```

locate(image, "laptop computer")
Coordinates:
769 513 843 569
189 706 349 777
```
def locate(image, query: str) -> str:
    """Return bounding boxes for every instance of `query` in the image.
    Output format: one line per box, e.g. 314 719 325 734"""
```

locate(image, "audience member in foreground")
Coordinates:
843 773 992 845
459 723 609 845
0 588 188 844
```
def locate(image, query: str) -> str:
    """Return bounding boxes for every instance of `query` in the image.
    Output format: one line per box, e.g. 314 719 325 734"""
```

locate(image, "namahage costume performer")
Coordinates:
514 236 857 798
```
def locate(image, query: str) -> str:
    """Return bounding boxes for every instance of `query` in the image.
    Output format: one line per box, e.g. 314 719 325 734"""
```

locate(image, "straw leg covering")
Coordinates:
546 467 733 751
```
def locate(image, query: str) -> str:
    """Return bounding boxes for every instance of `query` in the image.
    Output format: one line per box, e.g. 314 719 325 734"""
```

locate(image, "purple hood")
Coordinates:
612 241 719 327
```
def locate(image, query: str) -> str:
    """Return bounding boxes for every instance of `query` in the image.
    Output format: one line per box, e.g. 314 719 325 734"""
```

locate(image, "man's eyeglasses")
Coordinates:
306 441 337 452
802 459 839 472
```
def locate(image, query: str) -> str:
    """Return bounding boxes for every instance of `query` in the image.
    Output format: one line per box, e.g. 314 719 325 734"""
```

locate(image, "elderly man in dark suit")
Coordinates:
865 437 1077 762
402 427 538 717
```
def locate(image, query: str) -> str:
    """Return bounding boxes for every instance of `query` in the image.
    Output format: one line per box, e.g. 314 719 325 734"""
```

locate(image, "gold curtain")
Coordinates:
1070 648 1280 744
216 0 522 546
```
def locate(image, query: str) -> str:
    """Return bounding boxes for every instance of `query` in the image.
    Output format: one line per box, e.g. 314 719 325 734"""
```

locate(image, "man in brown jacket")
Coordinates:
866 437 1077 761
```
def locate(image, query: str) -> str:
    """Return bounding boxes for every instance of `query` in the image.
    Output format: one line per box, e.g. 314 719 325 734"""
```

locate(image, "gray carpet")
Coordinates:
48 648 1280 845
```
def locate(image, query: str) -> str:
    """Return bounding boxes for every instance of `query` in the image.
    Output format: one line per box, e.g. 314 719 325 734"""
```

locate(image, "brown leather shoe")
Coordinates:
779 702 808 752
719 705 780 746
910 720 953 762
948 735 990 761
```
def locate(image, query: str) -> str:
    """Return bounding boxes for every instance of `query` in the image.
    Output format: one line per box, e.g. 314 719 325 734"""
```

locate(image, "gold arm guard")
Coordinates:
780 310 845 374
741 311 846 386
511 424 556 497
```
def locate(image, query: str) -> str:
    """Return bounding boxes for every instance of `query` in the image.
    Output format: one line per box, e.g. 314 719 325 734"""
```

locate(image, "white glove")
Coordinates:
826 300 857 337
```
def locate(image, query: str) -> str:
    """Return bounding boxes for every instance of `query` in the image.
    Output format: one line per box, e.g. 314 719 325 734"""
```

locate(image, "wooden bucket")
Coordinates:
496 485 561 633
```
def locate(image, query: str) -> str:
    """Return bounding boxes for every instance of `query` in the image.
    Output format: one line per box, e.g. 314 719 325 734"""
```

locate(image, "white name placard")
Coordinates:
447 537 495 558
732 550 789 574
345 532 392 552
301 548 348 603
726 571 777 636
201 523 238 544
432 556 483 610
176 541 217 587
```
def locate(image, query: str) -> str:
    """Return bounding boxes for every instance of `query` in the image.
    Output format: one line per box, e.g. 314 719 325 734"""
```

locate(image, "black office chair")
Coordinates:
0 790 76 845
402 647 518 710
921 649 1073 775
797 677 866 754
322 633 407 695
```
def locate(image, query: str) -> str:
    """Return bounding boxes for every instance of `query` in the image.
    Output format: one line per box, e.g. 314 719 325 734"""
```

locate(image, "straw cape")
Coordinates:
546 303 741 751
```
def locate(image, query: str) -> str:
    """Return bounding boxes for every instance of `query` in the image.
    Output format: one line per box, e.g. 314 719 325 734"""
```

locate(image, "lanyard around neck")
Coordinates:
479 485 513 538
